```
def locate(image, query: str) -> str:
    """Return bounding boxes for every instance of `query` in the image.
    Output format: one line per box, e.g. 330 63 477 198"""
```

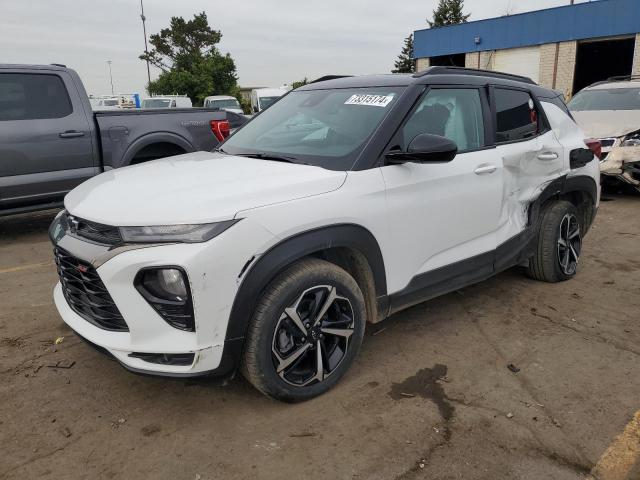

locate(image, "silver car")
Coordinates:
569 77 640 192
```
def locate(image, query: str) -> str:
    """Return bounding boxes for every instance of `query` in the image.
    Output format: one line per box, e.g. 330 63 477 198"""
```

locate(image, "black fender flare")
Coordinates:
120 132 194 167
563 175 598 204
225 224 387 341
529 174 598 225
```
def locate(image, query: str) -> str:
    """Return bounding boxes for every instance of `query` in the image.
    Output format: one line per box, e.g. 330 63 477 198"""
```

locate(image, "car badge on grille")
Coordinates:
76 264 89 273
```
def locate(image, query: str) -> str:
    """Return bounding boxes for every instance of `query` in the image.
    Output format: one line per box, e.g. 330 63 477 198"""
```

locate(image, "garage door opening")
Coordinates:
572 37 635 95
493 46 541 84
429 53 466 67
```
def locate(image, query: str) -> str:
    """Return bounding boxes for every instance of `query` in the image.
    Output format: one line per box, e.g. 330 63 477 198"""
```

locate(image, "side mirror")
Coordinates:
386 134 458 164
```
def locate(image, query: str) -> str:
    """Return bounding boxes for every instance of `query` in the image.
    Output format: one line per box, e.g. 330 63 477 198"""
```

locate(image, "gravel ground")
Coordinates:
1 193 639 480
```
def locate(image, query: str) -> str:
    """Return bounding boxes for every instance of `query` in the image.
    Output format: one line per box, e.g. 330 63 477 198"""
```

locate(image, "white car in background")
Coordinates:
568 77 640 191
142 95 192 109
250 86 290 113
204 95 244 115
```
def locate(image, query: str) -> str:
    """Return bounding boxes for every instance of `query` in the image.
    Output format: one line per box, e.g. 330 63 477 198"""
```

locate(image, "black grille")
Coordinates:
67 214 122 246
54 248 129 332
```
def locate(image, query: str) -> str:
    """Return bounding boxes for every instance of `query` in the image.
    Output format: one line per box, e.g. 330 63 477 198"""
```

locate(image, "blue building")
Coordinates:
413 0 640 96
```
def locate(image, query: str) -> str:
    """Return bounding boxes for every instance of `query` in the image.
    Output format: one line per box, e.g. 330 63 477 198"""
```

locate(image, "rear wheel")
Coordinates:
241 258 366 402
527 200 582 282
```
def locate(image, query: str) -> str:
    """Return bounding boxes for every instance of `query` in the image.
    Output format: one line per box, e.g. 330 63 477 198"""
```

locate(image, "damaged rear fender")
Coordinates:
528 175 598 234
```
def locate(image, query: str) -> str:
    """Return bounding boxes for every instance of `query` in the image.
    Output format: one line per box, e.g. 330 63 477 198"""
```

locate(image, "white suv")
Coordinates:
50 67 600 401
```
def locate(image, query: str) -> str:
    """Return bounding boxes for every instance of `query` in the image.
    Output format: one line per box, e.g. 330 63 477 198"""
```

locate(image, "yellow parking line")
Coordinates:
591 410 640 480
0 261 53 275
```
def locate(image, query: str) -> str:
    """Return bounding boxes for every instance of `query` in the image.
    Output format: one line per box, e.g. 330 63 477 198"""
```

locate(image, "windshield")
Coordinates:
258 96 282 110
210 99 240 109
142 99 171 109
568 88 640 111
222 87 403 170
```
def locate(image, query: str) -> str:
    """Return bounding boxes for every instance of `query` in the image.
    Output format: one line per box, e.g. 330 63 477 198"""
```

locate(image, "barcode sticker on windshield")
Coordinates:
344 94 394 107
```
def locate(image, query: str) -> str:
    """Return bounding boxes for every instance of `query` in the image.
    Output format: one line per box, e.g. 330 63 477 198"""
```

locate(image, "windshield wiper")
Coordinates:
234 152 307 165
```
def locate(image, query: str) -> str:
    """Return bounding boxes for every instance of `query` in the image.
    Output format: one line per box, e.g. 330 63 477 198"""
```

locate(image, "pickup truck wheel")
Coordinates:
527 200 582 283
241 258 366 402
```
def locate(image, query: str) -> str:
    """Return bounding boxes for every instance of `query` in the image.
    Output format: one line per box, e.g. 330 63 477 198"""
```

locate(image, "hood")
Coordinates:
571 110 640 139
65 151 346 226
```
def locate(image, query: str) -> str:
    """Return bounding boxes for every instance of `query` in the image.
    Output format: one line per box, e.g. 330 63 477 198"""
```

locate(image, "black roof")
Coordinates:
300 67 558 98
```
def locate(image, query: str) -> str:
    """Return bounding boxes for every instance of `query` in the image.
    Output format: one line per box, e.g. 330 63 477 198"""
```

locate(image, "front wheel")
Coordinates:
241 258 366 402
527 200 582 283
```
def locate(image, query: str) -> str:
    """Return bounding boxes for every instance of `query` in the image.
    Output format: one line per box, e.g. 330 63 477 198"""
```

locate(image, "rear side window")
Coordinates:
0 73 72 121
494 88 538 143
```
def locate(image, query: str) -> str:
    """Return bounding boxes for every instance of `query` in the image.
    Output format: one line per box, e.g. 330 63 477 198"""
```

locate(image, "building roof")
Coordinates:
414 0 640 59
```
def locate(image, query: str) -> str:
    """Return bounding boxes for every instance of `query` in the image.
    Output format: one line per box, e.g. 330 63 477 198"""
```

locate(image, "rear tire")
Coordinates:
527 200 582 283
241 258 366 402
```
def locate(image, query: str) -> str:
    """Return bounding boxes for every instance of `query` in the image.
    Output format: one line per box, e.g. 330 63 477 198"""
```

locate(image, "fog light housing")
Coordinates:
135 267 195 331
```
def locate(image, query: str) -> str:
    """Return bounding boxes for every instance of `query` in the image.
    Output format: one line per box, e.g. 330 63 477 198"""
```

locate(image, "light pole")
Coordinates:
106 60 114 95
140 0 151 87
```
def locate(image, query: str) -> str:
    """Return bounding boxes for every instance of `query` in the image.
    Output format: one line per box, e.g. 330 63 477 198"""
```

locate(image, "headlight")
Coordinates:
621 131 640 147
119 220 239 243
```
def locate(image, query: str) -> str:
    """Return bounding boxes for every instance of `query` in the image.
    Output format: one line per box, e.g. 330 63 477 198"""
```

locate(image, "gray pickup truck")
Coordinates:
0 64 246 215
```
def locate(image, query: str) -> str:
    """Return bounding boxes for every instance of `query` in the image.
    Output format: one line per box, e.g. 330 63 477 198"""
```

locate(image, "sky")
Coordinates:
1 0 593 96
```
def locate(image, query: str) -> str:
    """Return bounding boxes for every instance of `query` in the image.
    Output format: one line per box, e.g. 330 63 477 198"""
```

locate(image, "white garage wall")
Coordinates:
492 46 541 83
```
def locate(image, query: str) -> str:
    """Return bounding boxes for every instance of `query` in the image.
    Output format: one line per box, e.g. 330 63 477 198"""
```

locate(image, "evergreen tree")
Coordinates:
427 0 470 28
140 12 238 105
291 78 309 89
392 34 415 74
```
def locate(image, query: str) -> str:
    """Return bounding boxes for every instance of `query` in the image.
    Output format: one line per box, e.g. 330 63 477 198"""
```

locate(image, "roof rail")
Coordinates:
50 63 67 68
414 66 536 85
588 75 640 88
607 74 640 82
310 75 354 84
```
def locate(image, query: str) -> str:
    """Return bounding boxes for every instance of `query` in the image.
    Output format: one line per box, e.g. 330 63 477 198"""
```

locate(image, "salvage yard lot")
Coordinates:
1 194 639 480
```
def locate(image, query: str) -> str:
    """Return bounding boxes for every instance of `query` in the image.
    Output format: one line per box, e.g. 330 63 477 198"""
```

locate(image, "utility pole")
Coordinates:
106 60 114 95
140 0 151 86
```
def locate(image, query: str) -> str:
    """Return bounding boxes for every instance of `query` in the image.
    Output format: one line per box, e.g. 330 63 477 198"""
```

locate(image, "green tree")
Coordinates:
291 78 309 89
392 34 415 73
427 0 470 28
140 12 238 106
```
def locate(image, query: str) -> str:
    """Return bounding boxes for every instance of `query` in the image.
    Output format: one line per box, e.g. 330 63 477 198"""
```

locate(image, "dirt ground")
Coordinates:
1 193 639 480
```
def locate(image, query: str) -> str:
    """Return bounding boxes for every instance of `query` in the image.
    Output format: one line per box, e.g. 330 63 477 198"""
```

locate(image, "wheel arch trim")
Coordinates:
529 174 598 226
120 132 194 167
225 223 387 341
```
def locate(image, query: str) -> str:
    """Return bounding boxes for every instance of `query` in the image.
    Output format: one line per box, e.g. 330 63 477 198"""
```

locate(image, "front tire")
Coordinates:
527 200 582 283
241 258 366 402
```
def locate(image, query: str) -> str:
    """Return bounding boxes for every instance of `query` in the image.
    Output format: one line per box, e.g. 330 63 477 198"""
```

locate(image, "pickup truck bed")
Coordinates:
0 64 246 215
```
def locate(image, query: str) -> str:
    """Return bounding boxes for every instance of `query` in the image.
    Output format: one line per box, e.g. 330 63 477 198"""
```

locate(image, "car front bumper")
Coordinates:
49 212 274 379
600 144 640 191
54 282 241 377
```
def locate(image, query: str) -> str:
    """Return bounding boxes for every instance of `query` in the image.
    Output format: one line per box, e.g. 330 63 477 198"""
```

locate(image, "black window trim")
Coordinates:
0 71 74 121
378 83 496 167
489 84 551 146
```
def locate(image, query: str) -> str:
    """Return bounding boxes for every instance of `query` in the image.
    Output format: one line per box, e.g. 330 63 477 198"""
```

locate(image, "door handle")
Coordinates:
474 164 497 175
537 152 558 161
59 131 85 138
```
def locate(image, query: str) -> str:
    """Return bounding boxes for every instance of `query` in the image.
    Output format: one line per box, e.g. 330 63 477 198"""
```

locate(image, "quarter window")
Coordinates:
0 73 72 121
401 88 485 151
494 88 538 143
